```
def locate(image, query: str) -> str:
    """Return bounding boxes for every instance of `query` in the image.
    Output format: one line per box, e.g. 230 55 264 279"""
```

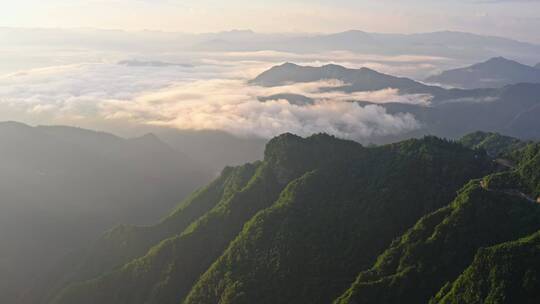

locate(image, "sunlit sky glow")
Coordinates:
2 0 540 42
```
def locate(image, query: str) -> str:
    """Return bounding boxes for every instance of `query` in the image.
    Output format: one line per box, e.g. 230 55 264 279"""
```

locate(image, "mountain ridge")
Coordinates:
425 57 540 89
336 138 540 304
50 134 493 304
251 63 540 141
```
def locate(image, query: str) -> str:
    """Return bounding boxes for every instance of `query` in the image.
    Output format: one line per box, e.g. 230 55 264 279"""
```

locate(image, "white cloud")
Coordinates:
0 60 423 140
100 78 421 139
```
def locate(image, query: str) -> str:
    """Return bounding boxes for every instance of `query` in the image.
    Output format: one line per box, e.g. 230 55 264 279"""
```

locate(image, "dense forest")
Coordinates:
37 132 540 304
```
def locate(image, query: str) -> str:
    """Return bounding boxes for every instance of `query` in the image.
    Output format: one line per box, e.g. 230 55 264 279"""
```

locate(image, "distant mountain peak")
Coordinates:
338 29 369 36
486 56 509 62
321 63 348 71
358 66 378 73
129 133 169 148
426 57 540 89
0 121 32 129
279 62 300 68
137 132 160 141
482 56 520 65
249 63 436 97
250 63 384 87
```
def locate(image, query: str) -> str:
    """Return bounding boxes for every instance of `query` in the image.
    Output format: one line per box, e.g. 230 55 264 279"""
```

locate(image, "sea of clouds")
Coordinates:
0 45 450 140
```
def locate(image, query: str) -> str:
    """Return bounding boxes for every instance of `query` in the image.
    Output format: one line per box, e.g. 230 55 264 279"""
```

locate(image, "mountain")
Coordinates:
426 57 540 89
193 30 540 63
459 131 528 157
154 129 267 173
336 181 540 304
39 132 540 304
258 93 315 106
336 140 540 304
4 28 540 63
251 62 443 94
0 122 211 304
432 230 540 304
395 83 540 140
50 134 492 304
249 62 472 103
535 63 540 69
250 62 498 104
34 162 260 304
251 64 540 141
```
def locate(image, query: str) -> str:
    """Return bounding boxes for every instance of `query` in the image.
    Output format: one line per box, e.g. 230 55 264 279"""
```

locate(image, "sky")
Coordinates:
2 0 540 43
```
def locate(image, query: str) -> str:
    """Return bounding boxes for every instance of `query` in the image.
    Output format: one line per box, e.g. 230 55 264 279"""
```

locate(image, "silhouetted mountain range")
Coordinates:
193 30 540 63
251 63 432 94
0 122 211 304
251 62 493 104
3 28 540 65
426 57 540 89
154 129 267 173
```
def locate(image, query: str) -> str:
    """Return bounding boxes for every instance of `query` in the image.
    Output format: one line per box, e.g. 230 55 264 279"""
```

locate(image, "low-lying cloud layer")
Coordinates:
0 56 427 140
100 78 421 139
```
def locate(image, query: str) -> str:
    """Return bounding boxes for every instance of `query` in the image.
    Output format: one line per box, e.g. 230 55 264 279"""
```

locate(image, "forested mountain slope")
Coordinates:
433 230 540 304
459 131 528 157
51 134 492 304
335 182 540 304
336 141 540 304
34 163 259 304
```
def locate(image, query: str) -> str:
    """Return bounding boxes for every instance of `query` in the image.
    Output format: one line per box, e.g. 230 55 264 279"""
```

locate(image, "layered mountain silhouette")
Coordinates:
192 30 540 63
251 62 445 95
387 83 540 140
250 62 497 104
0 122 211 304
4 28 540 63
426 57 540 89
154 128 266 172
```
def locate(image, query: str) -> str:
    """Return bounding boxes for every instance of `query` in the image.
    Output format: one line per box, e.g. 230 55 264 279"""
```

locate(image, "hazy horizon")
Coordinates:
3 0 540 44
1 26 538 42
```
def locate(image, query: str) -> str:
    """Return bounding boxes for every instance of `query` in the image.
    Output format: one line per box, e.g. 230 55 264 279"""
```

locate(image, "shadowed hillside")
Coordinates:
0 122 211 304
